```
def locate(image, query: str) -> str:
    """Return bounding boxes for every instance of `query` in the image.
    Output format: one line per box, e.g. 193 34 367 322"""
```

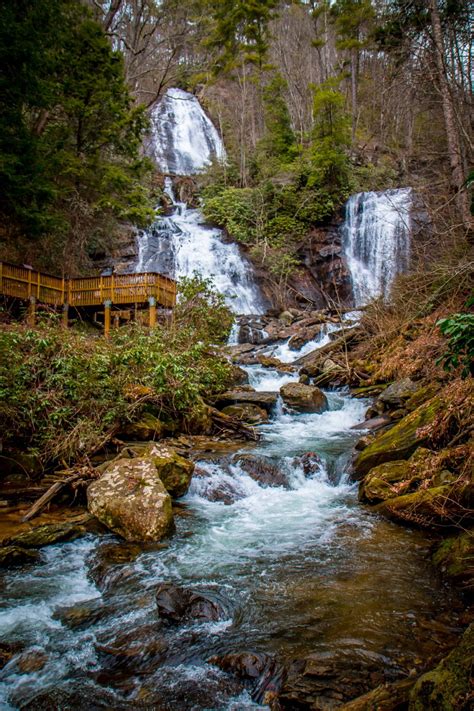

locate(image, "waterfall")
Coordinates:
147 87 225 175
137 88 264 315
137 179 265 315
342 188 413 306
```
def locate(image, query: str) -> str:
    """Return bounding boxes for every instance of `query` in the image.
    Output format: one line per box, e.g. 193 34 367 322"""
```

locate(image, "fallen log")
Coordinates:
208 406 260 441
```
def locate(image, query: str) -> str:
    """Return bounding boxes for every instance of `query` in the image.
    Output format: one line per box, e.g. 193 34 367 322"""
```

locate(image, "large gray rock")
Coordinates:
280 383 328 413
378 378 419 409
215 390 278 412
87 458 173 542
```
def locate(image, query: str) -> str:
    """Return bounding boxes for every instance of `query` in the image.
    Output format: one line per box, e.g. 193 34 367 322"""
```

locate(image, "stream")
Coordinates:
0 350 461 710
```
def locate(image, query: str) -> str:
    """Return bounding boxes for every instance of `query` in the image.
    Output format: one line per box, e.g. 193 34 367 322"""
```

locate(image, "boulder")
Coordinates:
118 413 164 441
155 583 229 623
235 454 290 487
209 651 283 704
409 623 473 710
292 452 322 477
215 390 278 412
229 365 250 386
353 396 443 478
358 460 413 504
288 325 322 351
0 546 40 567
433 529 474 588
222 404 269 425
280 383 328 413
142 443 195 498
53 598 112 630
87 458 173 542
3 519 90 549
257 355 295 373
279 311 294 325
377 378 419 409
374 483 472 529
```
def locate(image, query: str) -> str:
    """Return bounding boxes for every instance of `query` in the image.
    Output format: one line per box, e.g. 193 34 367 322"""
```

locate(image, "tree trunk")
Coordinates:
429 0 472 235
351 47 357 144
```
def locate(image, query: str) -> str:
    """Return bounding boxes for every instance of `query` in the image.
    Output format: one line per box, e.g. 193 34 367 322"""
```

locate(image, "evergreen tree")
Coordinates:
256 74 296 171
0 0 153 271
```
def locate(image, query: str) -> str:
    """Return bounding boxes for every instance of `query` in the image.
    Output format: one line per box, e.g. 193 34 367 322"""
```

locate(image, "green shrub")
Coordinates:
0 278 233 466
437 302 474 379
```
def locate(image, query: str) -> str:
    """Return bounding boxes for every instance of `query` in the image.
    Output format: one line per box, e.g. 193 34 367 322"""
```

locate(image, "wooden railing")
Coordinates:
0 262 176 309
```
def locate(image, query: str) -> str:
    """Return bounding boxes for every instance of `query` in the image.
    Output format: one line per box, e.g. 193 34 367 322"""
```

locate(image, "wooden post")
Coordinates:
27 296 36 327
149 296 157 328
104 299 112 338
62 303 69 329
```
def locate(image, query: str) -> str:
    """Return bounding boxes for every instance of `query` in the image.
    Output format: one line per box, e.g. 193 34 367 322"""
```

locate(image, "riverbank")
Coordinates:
0 302 473 709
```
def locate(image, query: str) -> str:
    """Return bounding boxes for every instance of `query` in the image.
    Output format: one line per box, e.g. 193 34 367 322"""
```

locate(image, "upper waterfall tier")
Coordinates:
342 188 413 306
147 88 225 175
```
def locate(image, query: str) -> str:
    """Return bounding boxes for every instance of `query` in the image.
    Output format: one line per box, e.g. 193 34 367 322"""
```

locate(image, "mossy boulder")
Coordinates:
358 460 413 504
377 378 419 409
374 483 471 530
433 530 474 590
353 396 443 478
142 443 195 498
3 520 89 549
119 413 164 441
280 382 328 413
87 458 174 542
222 404 269 425
409 623 473 710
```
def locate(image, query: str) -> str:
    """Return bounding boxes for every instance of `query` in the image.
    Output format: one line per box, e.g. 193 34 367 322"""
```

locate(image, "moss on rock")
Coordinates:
409 623 473 710
353 396 444 478
358 460 413 504
433 530 474 591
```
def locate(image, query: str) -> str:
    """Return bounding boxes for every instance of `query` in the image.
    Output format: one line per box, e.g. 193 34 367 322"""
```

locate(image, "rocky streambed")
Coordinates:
0 312 472 709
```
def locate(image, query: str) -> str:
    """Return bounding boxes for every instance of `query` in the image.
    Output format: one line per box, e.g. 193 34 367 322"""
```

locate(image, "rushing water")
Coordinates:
342 188 413 306
136 179 265 315
0 350 459 709
147 88 225 176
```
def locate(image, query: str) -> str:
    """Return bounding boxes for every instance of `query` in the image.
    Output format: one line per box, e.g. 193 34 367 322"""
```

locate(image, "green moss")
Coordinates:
358 460 412 503
433 530 474 585
354 396 443 478
409 623 474 710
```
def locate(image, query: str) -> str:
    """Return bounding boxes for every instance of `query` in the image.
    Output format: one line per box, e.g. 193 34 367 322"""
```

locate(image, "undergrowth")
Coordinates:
0 276 234 468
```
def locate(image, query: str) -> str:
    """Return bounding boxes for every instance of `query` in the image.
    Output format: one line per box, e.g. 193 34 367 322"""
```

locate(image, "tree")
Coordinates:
255 73 296 171
0 0 153 272
330 0 374 142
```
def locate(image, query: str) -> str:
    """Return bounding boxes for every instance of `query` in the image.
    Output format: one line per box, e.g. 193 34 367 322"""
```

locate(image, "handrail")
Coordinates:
0 261 176 309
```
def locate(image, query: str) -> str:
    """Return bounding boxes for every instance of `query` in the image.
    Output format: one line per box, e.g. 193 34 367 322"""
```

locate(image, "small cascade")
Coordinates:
342 188 413 306
137 179 265 314
147 87 225 175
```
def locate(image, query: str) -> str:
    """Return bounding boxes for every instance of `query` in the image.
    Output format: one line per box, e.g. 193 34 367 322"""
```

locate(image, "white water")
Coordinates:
342 188 413 306
263 321 342 364
137 179 265 315
148 88 225 175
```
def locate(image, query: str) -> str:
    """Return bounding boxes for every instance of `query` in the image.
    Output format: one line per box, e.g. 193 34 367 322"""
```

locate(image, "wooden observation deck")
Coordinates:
0 261 176 335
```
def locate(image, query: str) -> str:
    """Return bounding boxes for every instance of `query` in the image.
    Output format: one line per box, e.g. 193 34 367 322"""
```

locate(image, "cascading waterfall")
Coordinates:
137 89 265 315
342 188 413 306
137 179 265 314
147 87 225 175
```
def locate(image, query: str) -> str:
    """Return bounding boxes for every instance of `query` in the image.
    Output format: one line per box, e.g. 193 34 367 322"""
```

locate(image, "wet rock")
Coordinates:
338 676 417 710
235 454 290 487
280 382 328 413
215 390 278 412
222 404 269 425
0 641 24 670
0 545 40 567
95 624 168 672
193 471 244 505
53 598 112 630
358 460 414 503
229 364 250 385
87 457 173 542
18 682 126 710
353 396 444 478
155 583 229 623
292 452 322 477
272 653 386 709
351 415 391 431
118 413 164 441
17 649 48 673
257 355 295 373
433 530 474 590
279 311 294 325
210 651 284 704
87 541 147 591
409 623 473 710
3 520 90 549
299 374 310 384
377 378 419 409
288 325 322 351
